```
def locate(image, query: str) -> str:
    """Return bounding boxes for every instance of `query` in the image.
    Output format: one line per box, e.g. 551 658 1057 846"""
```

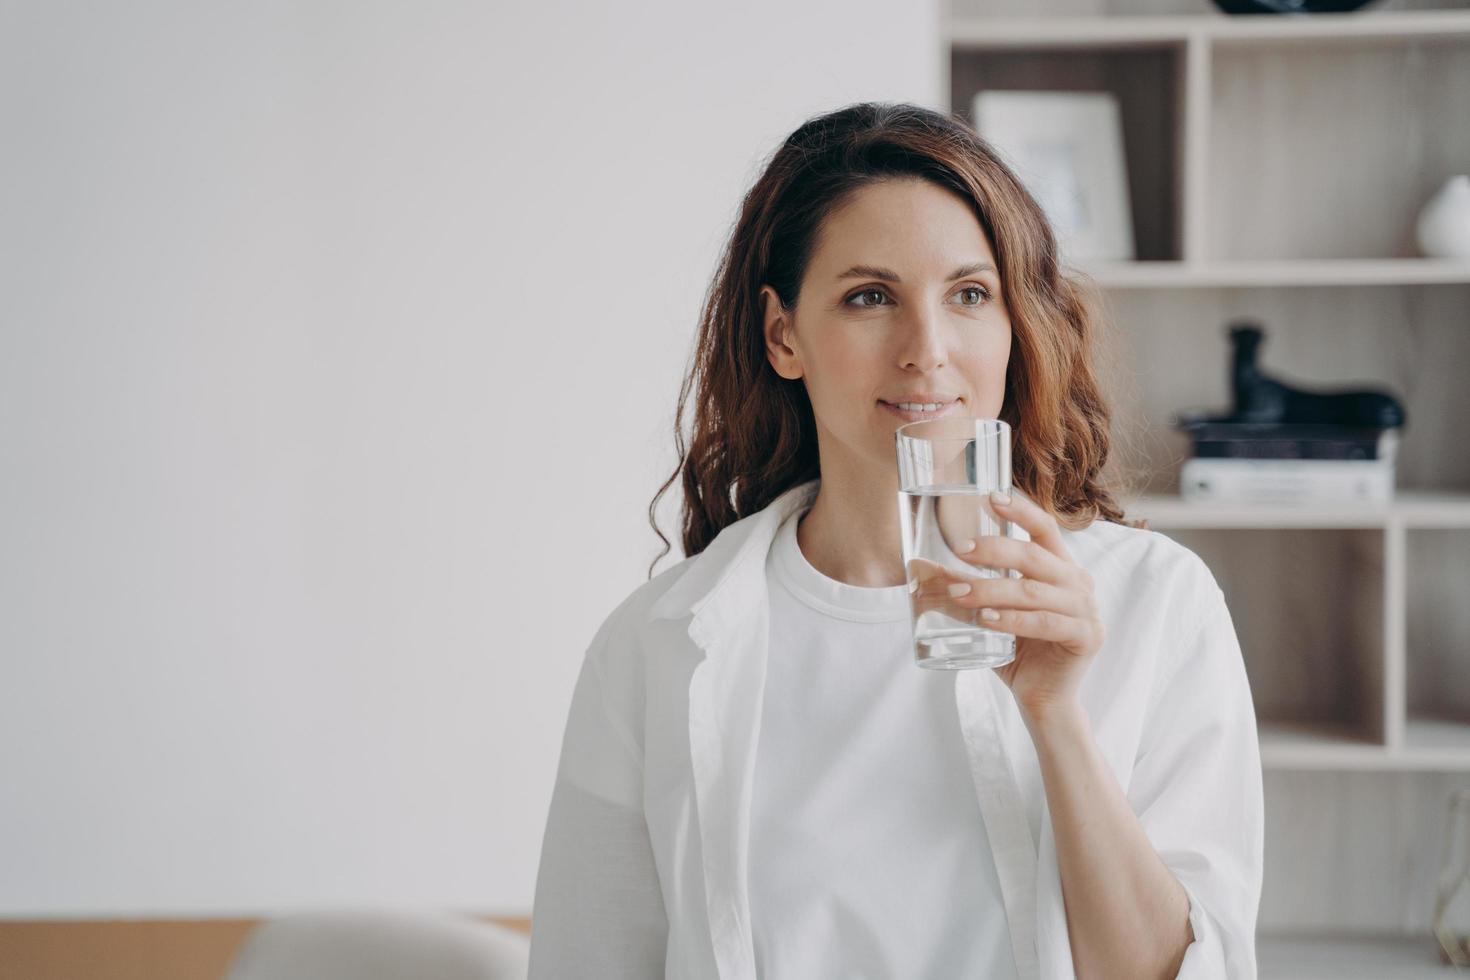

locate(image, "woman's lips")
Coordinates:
879 399 961 422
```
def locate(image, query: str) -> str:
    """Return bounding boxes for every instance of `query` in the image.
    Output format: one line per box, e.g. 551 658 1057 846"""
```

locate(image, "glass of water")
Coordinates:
895 417 1023 670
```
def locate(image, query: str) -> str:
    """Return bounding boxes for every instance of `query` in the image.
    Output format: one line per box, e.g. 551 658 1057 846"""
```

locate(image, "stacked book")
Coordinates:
1174 419 1398 505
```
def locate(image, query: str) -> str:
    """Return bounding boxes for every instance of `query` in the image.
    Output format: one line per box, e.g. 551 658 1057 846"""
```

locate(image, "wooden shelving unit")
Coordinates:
946 2 1470 973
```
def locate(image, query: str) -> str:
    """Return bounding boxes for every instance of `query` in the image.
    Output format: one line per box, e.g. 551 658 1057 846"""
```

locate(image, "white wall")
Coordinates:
0 1 940 916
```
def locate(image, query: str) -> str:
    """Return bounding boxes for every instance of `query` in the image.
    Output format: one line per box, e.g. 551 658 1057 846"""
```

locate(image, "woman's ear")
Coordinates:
760 285 803 381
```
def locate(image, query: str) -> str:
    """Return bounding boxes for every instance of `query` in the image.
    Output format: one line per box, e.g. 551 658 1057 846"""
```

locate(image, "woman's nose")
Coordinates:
898 307 947 372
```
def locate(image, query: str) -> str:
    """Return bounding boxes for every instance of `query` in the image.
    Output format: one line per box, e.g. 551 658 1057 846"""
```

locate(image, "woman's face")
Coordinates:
760 176 1012 483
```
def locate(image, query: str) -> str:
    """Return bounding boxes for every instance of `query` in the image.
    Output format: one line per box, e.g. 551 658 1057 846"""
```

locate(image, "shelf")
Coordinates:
1070 258 1470 289
1258 720 1386 771
1259 931 1452 980
1403 715 1470 765
947 10 1470 49
1259 719 1470 772
948 16 1190 49
1122 491 1470 530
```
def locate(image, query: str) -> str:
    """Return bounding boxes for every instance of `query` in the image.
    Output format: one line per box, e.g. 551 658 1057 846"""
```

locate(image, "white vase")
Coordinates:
1415 175 1470 260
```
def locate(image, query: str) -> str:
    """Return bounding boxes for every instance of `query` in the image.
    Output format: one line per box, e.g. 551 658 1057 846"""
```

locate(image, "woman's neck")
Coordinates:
795 469 907 588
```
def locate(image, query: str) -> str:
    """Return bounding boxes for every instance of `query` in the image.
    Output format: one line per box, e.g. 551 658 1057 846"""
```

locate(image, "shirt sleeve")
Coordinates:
1127 580 1265 980
528 610 668 978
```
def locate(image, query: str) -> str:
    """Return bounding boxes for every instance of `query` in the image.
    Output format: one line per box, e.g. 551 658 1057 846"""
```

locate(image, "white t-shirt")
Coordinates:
748 504 1019 979
529 478 1265 979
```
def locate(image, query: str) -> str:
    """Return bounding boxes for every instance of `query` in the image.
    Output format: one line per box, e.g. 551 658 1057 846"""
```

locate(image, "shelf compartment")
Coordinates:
1207 37 1470 262
1405 528 1470 767
1097 285 1470 498
1157 528 1387 747
1258 769 1470 934
949 44 1184 261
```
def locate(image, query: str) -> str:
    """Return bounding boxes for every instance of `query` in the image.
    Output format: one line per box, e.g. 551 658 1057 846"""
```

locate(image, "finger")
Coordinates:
989 489 1072 564
981 605 1103 657
951 533 1088 592
941 572 1095 621
905 557 1007 621
906 557 975 618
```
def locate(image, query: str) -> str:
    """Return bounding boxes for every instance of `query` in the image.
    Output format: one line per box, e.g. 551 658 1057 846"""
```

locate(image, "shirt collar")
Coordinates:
648 478 820 624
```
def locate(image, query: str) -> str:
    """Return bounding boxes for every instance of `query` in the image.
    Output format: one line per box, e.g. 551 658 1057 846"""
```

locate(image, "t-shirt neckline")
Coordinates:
768 507 911 624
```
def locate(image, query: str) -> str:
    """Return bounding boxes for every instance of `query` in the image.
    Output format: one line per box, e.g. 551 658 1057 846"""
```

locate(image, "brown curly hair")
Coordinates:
648 101 1143 578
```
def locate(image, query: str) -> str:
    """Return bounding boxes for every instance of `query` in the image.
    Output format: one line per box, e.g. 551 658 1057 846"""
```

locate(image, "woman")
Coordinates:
528 102 1263 980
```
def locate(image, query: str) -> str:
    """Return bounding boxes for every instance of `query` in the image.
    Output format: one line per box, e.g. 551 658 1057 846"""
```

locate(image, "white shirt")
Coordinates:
748 506 1017 978
528 478 1264 979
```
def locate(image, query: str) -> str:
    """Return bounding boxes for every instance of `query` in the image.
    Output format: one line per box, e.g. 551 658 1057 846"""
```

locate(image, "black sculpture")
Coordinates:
1178 321 1406 430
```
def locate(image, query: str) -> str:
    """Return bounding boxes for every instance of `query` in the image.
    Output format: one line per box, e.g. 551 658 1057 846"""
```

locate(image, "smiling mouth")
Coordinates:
879 399 962 419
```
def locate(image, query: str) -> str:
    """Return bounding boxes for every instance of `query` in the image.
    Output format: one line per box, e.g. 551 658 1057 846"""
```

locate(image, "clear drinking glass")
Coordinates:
895 417 1024 670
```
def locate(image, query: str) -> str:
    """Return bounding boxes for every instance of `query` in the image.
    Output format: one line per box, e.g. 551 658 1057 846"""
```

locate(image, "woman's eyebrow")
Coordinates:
834 262 995 282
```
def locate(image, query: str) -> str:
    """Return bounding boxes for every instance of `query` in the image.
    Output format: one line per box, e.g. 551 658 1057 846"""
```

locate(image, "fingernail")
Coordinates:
958 538 977 554
990 490 1011 506
947 582 972 597
981 607 1000 621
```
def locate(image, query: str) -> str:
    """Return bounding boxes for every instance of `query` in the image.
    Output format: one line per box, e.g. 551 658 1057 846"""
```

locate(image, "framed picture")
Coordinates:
971 90 1135 264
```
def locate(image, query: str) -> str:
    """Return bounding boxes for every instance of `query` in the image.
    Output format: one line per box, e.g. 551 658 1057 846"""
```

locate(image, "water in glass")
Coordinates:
899 483 1019 670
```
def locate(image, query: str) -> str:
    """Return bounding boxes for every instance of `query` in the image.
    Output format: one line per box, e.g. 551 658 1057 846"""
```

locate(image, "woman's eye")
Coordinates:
848 288 889 308
846 286 990 308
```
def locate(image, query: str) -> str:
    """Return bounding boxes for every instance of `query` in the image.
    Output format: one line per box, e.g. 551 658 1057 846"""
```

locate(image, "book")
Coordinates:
1179 457 1395 505
1177 422 1398 462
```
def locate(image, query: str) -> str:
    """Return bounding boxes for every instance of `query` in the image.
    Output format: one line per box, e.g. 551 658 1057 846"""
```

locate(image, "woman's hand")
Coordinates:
910 489 1104 722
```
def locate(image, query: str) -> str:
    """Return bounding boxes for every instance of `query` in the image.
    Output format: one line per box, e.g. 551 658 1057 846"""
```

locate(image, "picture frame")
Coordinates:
971 90 1136 264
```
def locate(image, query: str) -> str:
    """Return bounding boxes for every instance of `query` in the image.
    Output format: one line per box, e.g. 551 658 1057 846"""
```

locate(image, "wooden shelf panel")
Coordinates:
1259 721 1388 771
1259 719 1470 771
947 10 1470 49
1403 714 1470 759
1071 258 1470 289
1259 932 1453 980
948 16 1190 48
1122 491 1470 530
